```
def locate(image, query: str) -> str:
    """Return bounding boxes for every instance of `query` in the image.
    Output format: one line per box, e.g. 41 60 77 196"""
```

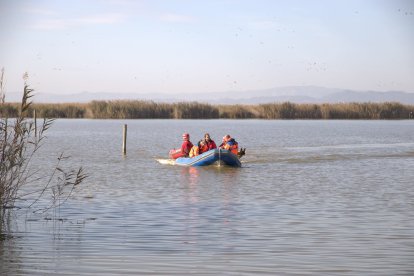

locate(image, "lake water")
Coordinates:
1 119 414 275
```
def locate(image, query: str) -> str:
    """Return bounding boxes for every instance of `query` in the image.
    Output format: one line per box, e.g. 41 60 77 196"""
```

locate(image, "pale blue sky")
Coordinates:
1 0 413 96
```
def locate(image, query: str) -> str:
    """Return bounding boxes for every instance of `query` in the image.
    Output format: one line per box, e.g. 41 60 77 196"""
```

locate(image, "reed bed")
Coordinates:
1 101 413 119
1 86 86 219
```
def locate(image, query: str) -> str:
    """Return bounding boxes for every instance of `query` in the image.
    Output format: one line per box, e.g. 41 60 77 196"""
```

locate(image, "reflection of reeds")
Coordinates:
0 101 413 119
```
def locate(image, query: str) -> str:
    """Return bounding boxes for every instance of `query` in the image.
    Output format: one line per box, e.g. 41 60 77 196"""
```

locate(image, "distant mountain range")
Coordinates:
4 86 414 104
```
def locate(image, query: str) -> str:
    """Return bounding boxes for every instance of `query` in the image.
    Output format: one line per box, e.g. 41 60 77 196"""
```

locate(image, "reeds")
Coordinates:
1 100 413 119
1 85 86 221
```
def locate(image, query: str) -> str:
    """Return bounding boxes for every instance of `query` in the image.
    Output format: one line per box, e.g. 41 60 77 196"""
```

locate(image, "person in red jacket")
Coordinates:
204 133 217 150
220 134 238 155
189 139 208 157
181 133 193 157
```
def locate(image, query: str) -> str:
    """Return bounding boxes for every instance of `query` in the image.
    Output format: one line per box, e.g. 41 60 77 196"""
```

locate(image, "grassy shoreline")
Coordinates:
1 100 414 119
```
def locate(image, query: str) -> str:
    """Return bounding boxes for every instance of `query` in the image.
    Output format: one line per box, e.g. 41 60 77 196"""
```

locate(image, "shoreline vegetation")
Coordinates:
1 100 414 119
1 85 86 221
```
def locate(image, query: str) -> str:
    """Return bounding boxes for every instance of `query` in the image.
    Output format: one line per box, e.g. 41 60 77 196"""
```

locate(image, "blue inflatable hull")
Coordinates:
175 149 241 167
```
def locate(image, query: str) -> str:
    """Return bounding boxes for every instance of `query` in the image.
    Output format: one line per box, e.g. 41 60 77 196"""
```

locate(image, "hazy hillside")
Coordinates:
4 86 414 104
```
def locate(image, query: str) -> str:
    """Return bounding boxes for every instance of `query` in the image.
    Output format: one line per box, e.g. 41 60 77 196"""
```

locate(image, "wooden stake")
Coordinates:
33 109 37 137
122 124 127 155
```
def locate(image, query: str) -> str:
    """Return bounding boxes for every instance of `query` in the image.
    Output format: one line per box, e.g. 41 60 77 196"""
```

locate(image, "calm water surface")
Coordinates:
1 120 414 275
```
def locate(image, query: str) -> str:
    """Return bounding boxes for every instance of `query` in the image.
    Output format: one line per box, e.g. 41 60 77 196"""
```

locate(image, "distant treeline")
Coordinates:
1 100 413 119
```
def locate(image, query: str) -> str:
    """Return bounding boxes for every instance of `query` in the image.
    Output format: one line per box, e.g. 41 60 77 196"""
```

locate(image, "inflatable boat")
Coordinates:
174 149 241 167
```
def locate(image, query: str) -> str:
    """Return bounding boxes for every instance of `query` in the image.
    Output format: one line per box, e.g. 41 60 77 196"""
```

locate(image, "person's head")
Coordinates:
222 134 231 143
204 133 211 141
199 139 206 147
182 133 190 141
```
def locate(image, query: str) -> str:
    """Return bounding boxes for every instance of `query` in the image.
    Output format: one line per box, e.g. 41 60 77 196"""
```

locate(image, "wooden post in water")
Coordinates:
122 124 127 155
33 109 37 137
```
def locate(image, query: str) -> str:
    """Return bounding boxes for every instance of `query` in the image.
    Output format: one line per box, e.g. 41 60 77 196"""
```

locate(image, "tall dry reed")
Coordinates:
1 85 86 222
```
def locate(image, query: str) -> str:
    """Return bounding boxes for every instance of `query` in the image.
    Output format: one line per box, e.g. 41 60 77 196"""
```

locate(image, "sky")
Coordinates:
0 0 413 97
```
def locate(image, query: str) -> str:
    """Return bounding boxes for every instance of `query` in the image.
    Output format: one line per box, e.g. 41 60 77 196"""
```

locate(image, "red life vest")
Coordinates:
189 144 209 157
224 139 238 155
206 140 217 150
199 144 209 154
225 144 238 155
181 141 193 157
